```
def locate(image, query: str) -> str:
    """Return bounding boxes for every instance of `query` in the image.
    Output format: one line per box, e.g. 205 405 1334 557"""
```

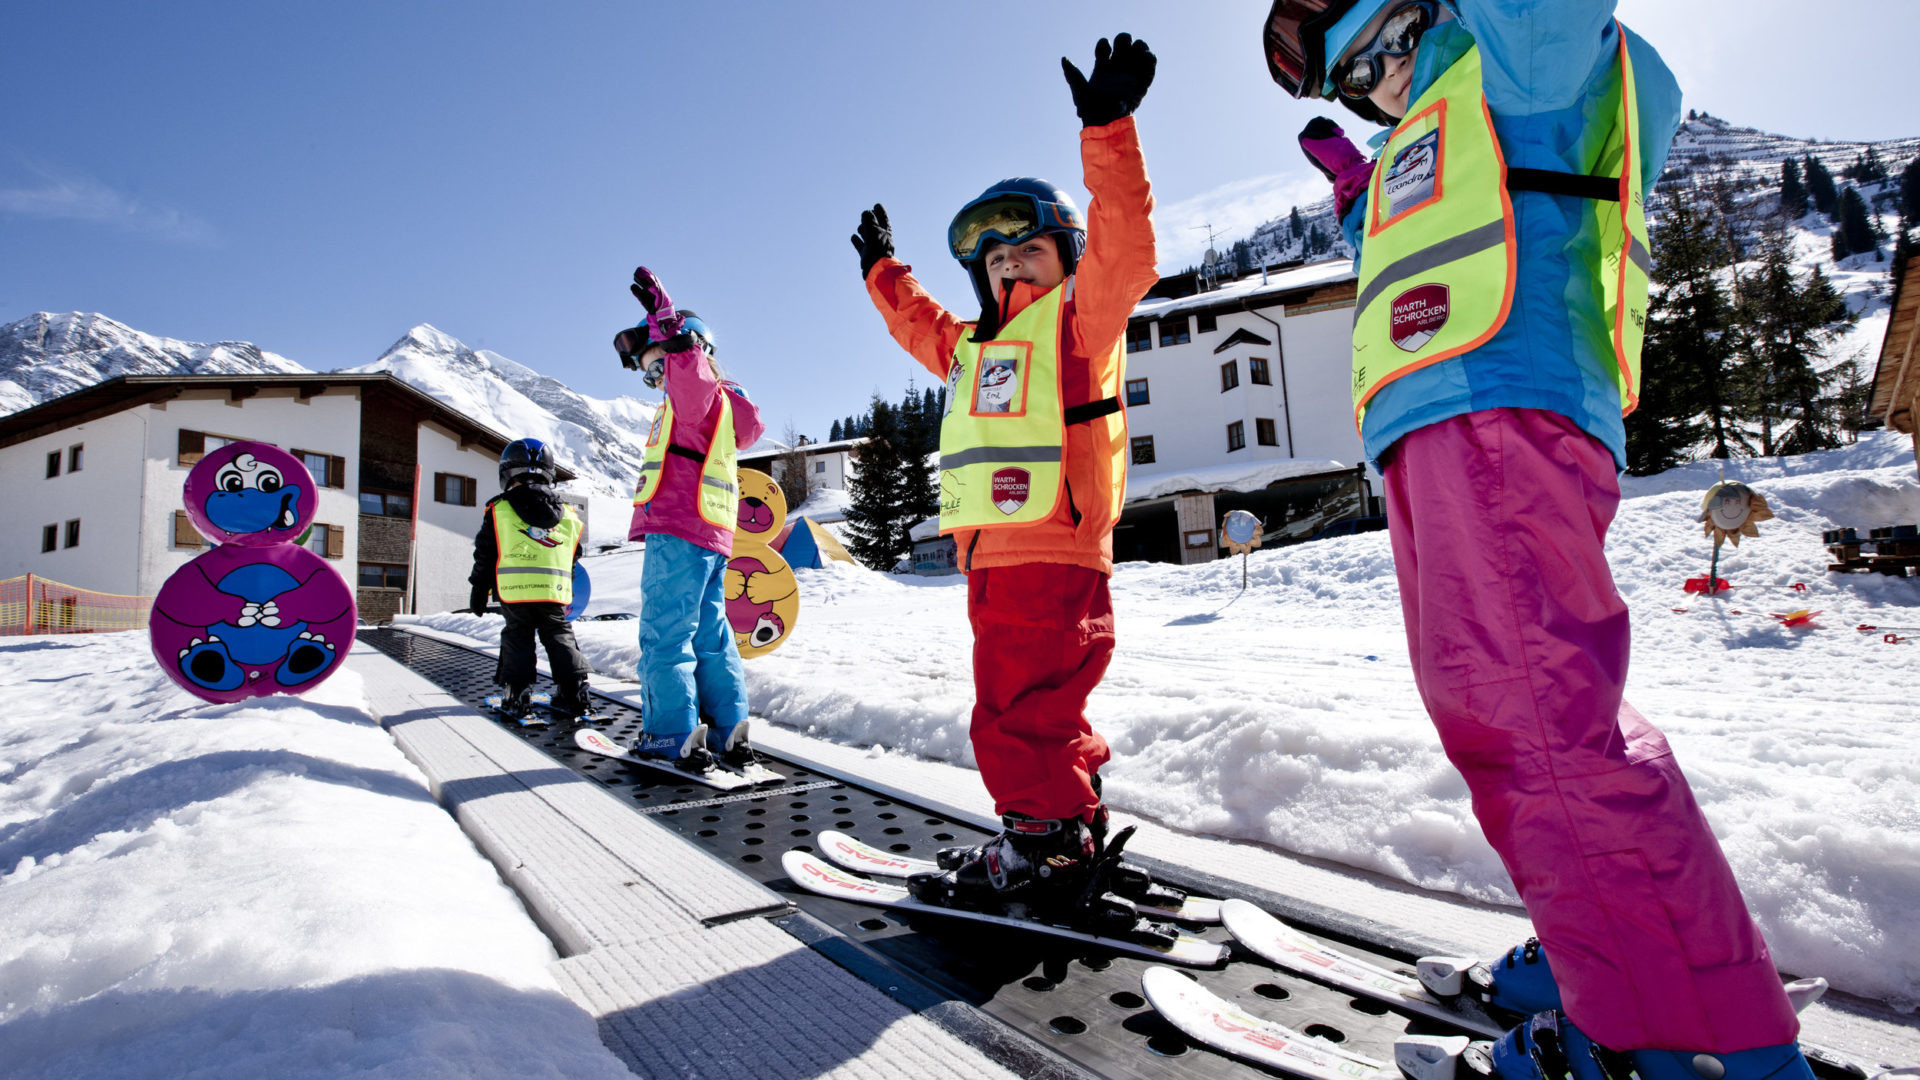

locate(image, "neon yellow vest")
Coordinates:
632 390 739 529
938 281 1069 531
1349 30 1646 431
492 500 581 604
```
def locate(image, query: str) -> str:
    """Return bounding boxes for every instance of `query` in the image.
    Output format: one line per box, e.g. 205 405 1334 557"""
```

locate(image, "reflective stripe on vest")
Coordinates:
492 500 581 604
631 389 739 529
938 282 1070 531
1349 35 1646 431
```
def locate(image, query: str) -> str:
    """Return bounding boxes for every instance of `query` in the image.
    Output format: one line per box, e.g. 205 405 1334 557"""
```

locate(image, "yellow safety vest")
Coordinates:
492 500 581 604
632 390 739 529
938 282 1070 531
1349 28 1647 431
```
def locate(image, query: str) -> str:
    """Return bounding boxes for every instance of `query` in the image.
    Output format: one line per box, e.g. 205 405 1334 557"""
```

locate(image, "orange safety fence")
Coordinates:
0 574 154 636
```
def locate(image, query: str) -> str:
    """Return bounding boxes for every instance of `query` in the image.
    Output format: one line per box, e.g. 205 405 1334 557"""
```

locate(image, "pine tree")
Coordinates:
1901 156 1920 227
1288 206 1304 240
1862 146 1888 184
895 385 939 546
1804 154 1839 218
842 395 906 569
1839 186 1878 258
1627 197 1741 470
1778 158 1809 219
1735 222 1855 456
829 418 843 441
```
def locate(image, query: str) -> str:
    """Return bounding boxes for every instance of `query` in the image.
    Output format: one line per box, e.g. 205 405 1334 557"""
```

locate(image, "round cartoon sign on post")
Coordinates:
151 441 357 703
726 468 800 658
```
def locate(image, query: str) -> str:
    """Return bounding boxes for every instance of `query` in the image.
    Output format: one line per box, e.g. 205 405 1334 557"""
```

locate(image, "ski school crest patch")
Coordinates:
992 467 1030 515
1390 284 1450 352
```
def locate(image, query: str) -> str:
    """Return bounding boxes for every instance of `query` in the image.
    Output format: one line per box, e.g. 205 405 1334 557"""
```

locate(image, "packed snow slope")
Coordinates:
0 641 633 1080
428 433 1920 1009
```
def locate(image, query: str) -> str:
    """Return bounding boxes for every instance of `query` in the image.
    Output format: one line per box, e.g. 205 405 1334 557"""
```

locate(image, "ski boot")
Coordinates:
707 718 759 770
1419 937 1564 1019
550 685 596 722
1482 1012 1814 1080
496 685 534 720
630 726 714 773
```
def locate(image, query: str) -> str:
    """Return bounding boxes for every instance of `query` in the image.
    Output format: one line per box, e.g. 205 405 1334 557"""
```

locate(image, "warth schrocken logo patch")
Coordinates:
992 467 1030 515
1389 283 1450 352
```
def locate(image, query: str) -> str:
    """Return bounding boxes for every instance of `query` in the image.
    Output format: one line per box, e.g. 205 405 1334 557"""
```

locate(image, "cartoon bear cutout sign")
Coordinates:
150 441 357 703
724 468 800 659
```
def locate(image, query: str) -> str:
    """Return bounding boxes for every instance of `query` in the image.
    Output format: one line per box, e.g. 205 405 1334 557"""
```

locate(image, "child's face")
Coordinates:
1335 2 1425 120
981 234 1064 295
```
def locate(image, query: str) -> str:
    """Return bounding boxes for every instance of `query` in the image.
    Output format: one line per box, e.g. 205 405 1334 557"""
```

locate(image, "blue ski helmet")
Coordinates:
499 437 555 489
949 178 1088 310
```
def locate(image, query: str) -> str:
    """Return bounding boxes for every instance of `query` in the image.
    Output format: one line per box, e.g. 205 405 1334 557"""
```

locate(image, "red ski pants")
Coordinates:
967 563 1114 822
1384 408 1798 1053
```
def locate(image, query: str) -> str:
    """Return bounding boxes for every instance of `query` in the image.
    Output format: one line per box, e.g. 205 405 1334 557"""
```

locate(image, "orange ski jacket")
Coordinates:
865 116 1157 576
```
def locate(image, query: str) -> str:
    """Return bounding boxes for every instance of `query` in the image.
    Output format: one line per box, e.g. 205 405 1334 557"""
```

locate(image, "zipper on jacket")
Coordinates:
965 531 979 572
1064 478 1082 527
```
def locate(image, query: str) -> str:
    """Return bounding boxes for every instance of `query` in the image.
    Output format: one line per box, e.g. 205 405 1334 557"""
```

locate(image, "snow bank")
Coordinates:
0 638 629 1079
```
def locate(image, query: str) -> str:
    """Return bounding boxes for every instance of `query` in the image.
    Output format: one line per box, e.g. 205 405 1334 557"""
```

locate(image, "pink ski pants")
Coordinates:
1382 408 1798 1053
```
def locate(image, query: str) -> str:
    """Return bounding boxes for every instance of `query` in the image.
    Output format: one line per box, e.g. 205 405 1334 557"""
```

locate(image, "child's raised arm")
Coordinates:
1061 34 1159 357
858 202 971 383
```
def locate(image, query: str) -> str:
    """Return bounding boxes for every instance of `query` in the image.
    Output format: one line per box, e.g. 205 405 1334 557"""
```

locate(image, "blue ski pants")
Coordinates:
638 533 748 736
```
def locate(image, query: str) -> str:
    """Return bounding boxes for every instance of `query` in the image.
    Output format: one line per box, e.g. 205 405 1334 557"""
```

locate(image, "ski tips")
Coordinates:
1394 1034 1475 1080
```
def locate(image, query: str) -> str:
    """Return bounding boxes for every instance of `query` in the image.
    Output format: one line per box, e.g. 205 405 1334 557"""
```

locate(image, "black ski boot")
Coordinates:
497 685 534 719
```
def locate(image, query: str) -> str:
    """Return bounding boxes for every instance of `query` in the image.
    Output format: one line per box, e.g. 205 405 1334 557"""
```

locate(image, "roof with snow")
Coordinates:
0 373 574 479
740 436 869 463
1124 457 1359 504
1130 259 1357 323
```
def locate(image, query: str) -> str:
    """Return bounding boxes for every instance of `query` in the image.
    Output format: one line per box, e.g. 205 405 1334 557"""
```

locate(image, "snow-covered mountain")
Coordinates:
0 312 309 417
0 314 654 497
341 325 656 497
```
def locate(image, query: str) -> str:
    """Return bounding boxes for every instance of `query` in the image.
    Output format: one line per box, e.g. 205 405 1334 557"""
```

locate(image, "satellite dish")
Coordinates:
1203 248 1220 267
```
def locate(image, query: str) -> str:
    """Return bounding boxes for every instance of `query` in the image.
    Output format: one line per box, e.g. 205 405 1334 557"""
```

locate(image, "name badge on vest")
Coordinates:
1382 128 1441 219
973 342 1031 415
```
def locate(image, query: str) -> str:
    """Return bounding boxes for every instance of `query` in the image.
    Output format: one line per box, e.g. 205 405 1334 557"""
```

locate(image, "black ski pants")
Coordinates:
496 601 591 703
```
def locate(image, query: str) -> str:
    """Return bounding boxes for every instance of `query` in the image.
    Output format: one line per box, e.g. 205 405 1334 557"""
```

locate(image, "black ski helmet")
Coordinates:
948 177 1088 313
499 437 555 489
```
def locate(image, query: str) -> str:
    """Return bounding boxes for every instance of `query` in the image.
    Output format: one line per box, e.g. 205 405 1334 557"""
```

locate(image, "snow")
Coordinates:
415 432 1920 1010
0 641 632 1079
1125 455 1359 503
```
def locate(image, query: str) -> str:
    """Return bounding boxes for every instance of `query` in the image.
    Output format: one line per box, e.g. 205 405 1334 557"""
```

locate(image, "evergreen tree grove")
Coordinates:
1734 222 1855 456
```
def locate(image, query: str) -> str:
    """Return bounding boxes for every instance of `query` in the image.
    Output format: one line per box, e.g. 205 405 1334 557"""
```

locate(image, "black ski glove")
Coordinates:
468 589 489 614
1062 33 1156 128
849 203 893 279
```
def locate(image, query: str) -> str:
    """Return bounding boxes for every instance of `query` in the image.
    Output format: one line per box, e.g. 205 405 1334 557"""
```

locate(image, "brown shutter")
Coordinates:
432 472 448 503
173 510 204 547
330 455 346 488
463 476 477 506
178 429 205 466
324 524 343 559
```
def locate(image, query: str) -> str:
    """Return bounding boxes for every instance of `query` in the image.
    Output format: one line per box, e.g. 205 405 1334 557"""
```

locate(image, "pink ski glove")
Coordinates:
1298 117 1375 221
629 266 685 341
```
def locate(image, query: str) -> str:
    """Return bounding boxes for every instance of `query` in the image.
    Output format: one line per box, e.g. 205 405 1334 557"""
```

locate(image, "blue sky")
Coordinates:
3 0 1914 443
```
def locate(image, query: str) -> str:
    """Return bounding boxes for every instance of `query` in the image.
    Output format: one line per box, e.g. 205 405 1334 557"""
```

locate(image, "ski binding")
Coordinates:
572 728 752 791
485 691 550 726
814 829 1221 923
782 849 1226 967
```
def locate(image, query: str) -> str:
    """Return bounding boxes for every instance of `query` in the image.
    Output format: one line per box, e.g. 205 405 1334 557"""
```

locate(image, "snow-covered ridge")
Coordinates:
0 314 655 498
0 312 309 417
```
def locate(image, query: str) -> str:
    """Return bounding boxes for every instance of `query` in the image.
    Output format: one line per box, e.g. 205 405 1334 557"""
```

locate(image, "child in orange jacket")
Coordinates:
850 33 1159 917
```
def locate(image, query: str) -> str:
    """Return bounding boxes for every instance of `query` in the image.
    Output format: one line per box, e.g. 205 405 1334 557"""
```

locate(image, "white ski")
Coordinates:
572 728 753 791
1223 899 1506 1036
781 849 1227 968
815 830 1223 923
1142 966 1422 1080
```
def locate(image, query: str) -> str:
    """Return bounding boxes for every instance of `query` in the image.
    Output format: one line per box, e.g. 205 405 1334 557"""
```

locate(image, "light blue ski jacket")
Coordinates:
1339 0 1682 471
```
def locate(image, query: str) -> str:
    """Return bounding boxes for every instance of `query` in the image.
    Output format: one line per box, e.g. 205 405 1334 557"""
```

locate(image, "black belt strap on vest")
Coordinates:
667 444 706 463
1506 167 1619 202
1064 397 1121 426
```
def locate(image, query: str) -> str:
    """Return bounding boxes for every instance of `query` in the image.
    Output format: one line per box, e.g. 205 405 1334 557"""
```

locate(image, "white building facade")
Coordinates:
0 374 556 621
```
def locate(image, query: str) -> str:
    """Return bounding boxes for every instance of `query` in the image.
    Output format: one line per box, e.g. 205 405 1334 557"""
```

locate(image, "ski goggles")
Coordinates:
1262 0 1343 100
1329 1 1435 98
613 313 713 371
948 192 1082 262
